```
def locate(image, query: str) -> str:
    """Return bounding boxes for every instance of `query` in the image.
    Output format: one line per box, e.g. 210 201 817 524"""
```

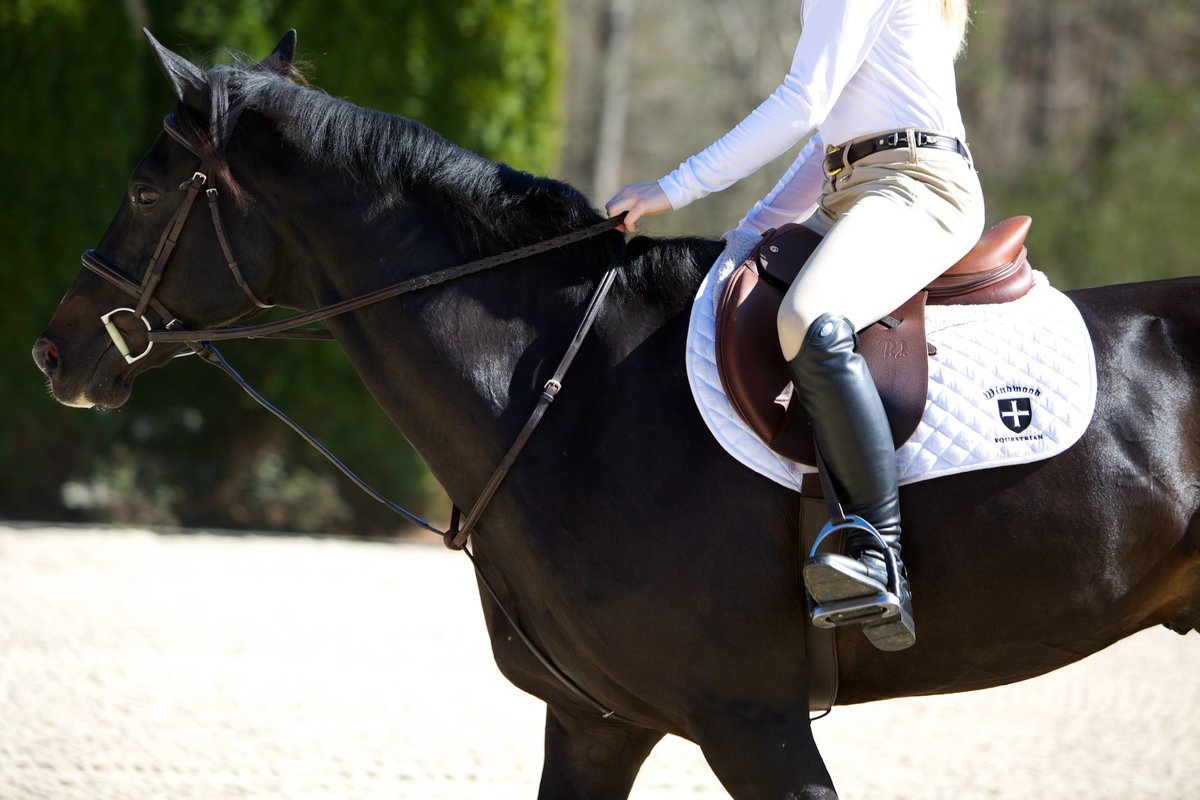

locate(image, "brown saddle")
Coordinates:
716 216 1034 465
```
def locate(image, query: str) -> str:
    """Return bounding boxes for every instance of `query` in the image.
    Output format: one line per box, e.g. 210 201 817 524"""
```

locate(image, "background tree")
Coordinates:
957 0 1200 286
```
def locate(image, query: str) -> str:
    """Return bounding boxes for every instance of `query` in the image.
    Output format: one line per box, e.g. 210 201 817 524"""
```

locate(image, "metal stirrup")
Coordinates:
804 445 904 628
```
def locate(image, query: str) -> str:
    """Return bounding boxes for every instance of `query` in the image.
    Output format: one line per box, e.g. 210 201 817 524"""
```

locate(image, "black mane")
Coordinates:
197 62 713 303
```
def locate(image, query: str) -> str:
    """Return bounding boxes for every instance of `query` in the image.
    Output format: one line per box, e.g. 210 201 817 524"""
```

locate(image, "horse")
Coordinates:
32 31 1200 799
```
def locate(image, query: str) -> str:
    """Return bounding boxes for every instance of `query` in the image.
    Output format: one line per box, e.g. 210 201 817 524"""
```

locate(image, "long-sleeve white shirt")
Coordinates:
657 0 967 233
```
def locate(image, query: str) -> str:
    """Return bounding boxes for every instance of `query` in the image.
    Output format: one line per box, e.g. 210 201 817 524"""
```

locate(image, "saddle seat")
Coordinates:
716 216 1034 465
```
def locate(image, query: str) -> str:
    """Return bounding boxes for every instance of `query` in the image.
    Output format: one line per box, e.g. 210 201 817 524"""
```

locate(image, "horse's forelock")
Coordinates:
168 106 249 208
171 58 311 208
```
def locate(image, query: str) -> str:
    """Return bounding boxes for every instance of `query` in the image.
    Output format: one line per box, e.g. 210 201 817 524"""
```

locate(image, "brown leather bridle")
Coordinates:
83 115 625 355
81 115 283 364
77 112 631 721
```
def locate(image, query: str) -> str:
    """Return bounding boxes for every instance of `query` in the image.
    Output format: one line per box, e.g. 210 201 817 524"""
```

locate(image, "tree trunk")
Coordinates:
592 0 636 202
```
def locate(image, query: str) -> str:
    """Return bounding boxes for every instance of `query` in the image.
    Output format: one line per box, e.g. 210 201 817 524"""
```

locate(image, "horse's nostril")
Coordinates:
33 337 60 377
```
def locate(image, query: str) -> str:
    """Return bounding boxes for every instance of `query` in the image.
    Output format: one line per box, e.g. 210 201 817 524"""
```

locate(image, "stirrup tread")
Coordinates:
803 553 887 600
804 554 916 651
810 592 900 628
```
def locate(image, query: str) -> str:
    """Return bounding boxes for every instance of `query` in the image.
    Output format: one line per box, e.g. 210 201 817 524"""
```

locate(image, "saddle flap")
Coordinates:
716 240 927 466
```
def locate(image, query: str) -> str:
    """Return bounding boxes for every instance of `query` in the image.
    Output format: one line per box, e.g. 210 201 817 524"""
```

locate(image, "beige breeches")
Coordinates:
776 134 985 360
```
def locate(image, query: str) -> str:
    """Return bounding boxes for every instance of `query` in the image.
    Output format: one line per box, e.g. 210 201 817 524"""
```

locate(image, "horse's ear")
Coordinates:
259 30 297 75
143 28 209 116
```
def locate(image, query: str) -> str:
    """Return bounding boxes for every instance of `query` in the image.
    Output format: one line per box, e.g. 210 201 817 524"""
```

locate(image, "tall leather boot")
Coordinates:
788 313 916 651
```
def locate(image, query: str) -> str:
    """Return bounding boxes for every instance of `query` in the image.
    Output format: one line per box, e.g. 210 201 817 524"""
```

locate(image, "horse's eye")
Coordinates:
132 186 160 208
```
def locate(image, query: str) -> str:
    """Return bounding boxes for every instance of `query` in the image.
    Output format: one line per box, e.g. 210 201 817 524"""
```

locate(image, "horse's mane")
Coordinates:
187 61 713 304
623 235 723 307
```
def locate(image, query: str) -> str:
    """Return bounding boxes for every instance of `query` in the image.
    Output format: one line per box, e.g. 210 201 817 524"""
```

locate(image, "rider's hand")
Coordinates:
605 181 673 234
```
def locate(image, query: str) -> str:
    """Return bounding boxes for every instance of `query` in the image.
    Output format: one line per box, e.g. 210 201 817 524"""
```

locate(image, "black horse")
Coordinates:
32 32 1200 799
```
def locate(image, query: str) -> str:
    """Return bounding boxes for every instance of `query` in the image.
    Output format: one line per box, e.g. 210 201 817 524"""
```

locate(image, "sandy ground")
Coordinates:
0 523 1196 800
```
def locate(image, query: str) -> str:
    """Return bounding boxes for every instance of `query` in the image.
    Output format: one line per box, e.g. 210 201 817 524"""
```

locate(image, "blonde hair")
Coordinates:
941 0 970 53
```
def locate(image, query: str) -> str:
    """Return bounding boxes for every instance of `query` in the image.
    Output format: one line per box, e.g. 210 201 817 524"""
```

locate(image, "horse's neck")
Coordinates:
251 134 706 522
270 190 605 502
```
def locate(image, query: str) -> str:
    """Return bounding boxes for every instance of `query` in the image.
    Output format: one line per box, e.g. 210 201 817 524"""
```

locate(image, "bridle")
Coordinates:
83 115 627 354
82 167 211 363
79 112 631 721
82 115 283 365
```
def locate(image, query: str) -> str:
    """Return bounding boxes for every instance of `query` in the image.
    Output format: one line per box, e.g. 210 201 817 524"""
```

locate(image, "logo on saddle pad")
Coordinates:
984 385 1044 440
997 397 1033 432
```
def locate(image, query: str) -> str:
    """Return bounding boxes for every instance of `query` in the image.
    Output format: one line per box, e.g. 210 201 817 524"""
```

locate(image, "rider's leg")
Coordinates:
787 310 916 651
778 149 983 651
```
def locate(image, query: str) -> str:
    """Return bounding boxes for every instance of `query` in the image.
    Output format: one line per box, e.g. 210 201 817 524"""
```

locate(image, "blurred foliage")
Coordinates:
285 0 561 175
954 0 1200 288
2 0 145 525
2 0 562 534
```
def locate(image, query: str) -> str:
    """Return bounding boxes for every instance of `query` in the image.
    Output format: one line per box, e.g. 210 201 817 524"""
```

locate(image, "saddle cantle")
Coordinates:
716 216 1034 465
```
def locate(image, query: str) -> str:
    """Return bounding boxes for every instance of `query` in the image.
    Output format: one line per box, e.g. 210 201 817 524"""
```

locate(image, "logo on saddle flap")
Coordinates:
984 384 1042 438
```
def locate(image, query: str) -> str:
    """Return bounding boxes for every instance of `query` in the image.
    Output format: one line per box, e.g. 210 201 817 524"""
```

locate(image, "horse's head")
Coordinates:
32 30 298 409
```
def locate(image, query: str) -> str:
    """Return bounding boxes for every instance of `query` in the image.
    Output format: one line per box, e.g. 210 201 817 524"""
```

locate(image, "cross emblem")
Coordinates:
997 398 1033 433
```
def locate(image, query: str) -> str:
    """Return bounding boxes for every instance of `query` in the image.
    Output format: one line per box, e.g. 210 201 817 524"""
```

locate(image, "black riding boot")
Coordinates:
788 313 916 651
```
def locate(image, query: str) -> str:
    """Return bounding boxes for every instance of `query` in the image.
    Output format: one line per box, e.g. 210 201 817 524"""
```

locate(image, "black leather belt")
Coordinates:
823 130 968 176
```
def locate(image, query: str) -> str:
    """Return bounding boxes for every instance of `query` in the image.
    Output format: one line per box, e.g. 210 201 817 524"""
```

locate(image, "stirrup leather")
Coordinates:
805 516 904 630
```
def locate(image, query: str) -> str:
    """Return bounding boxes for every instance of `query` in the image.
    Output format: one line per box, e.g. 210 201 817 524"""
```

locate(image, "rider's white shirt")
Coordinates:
657 0 967 233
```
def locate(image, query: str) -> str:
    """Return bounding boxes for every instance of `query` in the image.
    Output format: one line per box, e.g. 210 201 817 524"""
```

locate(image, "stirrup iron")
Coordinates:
804 514 904 629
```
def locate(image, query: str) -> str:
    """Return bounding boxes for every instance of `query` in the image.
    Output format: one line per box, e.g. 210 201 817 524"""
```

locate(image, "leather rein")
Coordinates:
80 114 630 721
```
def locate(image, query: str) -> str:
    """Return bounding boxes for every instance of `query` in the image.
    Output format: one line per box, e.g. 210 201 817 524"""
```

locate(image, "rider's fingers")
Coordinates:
607 182 670 235
605 196 636 234
621 206 643 234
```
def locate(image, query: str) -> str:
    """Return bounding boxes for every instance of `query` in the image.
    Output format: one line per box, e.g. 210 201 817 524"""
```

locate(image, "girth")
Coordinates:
716 216 1034 465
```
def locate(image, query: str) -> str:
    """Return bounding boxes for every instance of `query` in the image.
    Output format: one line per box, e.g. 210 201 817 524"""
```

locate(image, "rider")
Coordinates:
606 0 984 651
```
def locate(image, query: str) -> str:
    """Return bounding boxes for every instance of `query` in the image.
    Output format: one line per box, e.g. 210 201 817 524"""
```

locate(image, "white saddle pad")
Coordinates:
685 238 1098 490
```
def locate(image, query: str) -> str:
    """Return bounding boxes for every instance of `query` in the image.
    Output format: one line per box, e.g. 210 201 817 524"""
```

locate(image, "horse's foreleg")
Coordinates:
691 703 837 800
536 702 664 799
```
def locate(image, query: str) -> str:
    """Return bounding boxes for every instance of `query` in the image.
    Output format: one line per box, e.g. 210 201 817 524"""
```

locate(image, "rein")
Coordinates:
80 114 632 722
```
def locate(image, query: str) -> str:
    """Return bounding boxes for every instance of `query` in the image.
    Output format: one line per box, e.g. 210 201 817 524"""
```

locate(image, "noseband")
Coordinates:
78 111 630 722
